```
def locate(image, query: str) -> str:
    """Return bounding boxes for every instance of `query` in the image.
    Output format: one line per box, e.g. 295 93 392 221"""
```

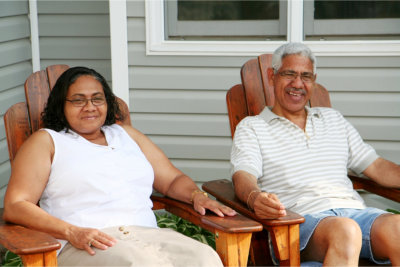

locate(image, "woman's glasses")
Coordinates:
65 97 106 107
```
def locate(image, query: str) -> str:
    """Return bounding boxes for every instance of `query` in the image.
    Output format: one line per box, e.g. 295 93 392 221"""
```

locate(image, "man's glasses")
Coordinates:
277 70 315 83
65 97 106 107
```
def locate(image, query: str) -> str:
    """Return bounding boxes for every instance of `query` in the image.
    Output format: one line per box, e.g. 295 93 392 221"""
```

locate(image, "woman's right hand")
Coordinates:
66 226 117 255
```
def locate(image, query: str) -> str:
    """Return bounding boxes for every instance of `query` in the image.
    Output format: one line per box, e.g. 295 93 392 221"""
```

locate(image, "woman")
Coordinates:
3 67 236 266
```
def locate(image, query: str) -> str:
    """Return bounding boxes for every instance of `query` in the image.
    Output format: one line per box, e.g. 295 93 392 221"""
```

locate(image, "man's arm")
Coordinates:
363 157 400 188
233 170 286 219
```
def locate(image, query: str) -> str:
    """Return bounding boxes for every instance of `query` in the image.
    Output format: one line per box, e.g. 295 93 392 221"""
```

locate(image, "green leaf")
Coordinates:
155 211 216 250
386 208 400 214
3 251 22 267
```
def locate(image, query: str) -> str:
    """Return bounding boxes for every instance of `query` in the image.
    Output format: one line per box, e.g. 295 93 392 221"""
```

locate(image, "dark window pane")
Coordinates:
315 1 400 19
177 0 279 21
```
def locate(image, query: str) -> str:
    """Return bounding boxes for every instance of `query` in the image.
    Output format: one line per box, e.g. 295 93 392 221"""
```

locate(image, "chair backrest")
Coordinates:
4 65 131 162
227 53 331 137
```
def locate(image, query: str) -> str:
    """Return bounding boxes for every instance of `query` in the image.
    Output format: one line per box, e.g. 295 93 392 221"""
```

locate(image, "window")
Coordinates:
164 0 287 41
145 0 400 56
304 1 400 41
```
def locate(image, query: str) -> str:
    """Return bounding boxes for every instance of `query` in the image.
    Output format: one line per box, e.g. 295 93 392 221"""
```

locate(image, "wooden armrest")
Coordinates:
151 194 263 267
151 194 262 234
0 210 60 255
202 179 305 226
349 175 400 203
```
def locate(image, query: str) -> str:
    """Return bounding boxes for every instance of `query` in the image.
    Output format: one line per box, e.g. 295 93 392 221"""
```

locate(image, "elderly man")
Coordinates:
231 42 400 266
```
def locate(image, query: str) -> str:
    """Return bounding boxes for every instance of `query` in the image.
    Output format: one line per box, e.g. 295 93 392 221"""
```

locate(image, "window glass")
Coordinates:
304 1 400 40
165 0 286 41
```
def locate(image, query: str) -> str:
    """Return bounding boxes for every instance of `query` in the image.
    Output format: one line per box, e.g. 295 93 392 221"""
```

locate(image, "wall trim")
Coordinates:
109 0 130 107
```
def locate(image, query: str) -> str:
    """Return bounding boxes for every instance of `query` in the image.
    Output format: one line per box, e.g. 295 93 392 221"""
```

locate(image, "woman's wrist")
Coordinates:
190 189 208 203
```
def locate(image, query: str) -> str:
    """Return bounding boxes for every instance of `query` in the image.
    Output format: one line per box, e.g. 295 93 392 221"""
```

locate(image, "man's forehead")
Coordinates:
280 54 314 71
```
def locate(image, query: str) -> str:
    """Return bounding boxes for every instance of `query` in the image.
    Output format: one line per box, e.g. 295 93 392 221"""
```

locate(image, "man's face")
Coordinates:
268 54 316 118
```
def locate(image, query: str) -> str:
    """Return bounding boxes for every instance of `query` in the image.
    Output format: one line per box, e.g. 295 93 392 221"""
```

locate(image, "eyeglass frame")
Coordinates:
65 96 106 107
274 69 316 83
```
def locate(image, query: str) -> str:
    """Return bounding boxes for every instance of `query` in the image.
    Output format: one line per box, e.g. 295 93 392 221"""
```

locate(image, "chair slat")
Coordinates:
46 65 69 91
24 70 51 132
226 84 248 137
240 58 266 116
257 54 274 107
4 102 32 162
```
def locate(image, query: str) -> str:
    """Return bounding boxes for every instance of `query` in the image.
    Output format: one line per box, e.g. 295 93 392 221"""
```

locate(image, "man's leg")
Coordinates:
370 213 400 265
301 217 362 266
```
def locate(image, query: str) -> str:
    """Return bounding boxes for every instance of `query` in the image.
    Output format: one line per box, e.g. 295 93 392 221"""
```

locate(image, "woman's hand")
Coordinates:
66 226 117 255
192 193 236 217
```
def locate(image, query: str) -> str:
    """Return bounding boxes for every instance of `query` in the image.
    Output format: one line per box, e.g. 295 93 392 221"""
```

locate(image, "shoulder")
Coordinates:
15 129 54 160
311 107 346 121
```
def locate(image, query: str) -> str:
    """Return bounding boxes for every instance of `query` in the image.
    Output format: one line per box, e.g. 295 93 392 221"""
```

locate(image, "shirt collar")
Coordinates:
258 106 321 123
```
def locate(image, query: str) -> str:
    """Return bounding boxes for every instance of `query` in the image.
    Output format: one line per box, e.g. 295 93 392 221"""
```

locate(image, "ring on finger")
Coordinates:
88 239 94 247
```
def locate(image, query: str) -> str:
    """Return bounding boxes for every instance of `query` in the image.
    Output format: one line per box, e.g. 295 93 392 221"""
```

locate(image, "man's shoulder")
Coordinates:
310 107 344 120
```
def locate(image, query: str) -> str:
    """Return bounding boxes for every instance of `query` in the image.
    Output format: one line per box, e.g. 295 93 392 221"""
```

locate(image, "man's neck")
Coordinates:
272 107 308 130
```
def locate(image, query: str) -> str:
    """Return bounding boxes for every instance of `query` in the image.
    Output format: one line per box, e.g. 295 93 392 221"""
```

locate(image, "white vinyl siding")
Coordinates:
37 0 111 80
0 0 32 206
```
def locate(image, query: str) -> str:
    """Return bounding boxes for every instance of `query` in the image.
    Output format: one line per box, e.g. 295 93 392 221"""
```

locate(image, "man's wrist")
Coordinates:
246 190 261 210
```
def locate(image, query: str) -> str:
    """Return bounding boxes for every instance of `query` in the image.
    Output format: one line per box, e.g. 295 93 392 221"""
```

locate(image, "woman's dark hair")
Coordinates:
41 66 124 132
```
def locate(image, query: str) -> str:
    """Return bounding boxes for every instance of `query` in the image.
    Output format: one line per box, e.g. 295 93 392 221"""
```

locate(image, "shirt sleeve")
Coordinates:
342 113 379 175
230 118 263 179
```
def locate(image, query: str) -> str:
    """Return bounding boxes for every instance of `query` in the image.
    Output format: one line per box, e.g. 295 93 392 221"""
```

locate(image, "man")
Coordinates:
231 42 400 266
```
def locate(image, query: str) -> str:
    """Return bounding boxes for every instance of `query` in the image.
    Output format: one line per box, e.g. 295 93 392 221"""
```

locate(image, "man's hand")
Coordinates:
192 193 237 217
251 192 286 219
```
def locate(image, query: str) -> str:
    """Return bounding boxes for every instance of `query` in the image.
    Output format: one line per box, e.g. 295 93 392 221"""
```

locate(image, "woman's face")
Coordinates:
64 75 108 138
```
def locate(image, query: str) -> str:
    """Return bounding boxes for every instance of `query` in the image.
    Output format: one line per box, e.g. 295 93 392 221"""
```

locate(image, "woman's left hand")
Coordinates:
192 193 236 217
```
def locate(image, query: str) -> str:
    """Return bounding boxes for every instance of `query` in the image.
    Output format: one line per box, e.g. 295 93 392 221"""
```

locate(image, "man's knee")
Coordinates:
372 214 400 258
325 217 362 244
304 217 362 262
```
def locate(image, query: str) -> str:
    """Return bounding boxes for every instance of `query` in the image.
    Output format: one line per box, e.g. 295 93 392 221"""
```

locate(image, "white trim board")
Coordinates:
109 0 130 107
145 0 400 57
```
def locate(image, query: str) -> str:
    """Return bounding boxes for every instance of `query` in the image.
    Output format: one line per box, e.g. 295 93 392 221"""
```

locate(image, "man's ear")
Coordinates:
267 68 275 87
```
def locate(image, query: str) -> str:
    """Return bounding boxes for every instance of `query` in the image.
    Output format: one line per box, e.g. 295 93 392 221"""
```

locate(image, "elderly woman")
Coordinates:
3 67 235 266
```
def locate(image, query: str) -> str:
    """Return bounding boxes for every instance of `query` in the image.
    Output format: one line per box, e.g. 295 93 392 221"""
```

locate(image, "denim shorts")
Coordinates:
300 207 390 265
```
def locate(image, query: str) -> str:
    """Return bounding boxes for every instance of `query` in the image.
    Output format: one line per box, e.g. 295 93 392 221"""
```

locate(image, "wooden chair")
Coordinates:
0 65 263 267
203 54 400 266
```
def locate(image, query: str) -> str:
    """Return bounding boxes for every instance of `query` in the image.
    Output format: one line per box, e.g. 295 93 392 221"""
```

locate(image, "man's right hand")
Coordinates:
251 192 287 219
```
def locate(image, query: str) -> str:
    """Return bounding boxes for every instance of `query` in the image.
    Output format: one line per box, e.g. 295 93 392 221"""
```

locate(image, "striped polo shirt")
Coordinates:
231 106 379 215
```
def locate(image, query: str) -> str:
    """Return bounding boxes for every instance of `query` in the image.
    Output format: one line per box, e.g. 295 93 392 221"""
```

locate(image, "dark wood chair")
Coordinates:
0 65 263 267
203 54 400 266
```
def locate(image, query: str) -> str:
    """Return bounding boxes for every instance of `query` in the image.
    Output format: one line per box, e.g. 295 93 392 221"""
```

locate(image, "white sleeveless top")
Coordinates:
40 124 157 230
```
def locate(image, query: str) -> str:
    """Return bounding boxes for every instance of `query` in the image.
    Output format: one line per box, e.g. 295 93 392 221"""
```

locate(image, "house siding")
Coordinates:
127 0 400 186
37 0 112 80
0 0 32 206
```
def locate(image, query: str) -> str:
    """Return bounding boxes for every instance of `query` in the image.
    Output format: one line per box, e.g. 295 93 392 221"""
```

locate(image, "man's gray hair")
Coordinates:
271 42 317 74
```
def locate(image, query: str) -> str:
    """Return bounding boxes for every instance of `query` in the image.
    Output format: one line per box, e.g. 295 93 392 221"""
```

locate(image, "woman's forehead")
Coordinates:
67 75 104 95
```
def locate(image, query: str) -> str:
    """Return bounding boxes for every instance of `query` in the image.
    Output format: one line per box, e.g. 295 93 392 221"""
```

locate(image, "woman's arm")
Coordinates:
122 125 236 217
3 131 116 255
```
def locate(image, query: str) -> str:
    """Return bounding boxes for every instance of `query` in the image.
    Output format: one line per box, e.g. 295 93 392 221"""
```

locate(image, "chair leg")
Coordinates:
21 250 57 267
269 224 300 266
215 231 252 267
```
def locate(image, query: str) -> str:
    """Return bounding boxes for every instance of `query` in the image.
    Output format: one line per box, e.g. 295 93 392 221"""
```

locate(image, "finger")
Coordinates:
220 205 237 216
85 242 96 255
258 194 285 210
98 232 117 246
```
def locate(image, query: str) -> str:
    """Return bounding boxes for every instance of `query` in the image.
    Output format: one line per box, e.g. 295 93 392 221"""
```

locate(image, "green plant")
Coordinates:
2 250 22 267
155 212 215 249
386 208 400 214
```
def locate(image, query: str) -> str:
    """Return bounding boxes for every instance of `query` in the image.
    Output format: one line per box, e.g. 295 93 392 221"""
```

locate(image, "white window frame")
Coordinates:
145 0 400 56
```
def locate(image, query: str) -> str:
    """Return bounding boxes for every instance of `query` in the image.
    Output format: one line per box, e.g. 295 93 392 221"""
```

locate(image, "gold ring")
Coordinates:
88 239 94 247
